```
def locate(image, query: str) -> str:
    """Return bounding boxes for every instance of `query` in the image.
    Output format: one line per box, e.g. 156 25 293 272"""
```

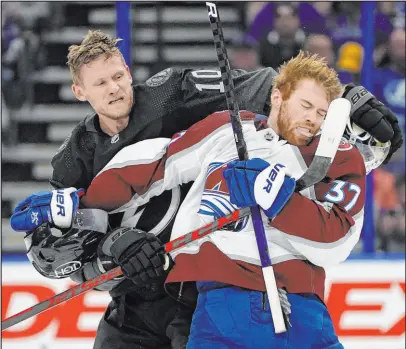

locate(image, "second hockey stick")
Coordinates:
1 208 249 331
3 15 350 333
2 101 349 332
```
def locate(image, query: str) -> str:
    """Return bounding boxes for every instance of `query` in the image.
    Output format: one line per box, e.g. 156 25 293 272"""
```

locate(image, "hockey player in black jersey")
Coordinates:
11 30 403 349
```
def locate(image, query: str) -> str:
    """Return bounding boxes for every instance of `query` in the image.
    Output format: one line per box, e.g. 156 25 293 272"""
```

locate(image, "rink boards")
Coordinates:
1 258 405 349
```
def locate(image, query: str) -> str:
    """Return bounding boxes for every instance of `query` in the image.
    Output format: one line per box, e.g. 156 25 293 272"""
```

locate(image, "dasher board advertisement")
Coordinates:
2 259 405 349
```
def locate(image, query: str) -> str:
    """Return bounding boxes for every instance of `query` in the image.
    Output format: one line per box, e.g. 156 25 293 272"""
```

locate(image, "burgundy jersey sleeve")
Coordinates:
81 111 255 212
271 138 366 245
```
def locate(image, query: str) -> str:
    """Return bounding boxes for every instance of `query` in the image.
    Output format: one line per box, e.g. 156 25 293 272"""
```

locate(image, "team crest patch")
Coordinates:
338 137 353 151
146 68 173 87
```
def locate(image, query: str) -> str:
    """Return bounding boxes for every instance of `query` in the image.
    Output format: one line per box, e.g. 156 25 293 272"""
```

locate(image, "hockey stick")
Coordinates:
295 96 351 191
3 20 351 335
2 102 349 332
205 1 351 333
1 208 250 331
206 1 288 333
2 101 349 334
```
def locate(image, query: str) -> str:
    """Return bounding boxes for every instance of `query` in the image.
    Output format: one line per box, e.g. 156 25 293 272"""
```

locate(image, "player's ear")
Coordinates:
271 88 282 108
72 84 87 102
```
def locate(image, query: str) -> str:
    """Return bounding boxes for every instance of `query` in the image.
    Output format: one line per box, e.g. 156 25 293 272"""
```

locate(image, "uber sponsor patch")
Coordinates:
146 68 173 87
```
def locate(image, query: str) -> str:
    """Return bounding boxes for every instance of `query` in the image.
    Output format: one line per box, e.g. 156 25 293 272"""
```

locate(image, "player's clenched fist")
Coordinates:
97 226 171 285
223 158 296 219
10 187 84 232
343 83 403 164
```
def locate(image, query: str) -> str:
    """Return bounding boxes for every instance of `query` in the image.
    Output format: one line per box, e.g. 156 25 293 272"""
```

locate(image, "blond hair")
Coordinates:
273 51 342 102
67 30 123 84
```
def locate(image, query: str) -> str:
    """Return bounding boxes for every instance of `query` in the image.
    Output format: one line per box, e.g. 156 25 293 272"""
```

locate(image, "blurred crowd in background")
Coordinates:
1 2 405 253
229 1 405 253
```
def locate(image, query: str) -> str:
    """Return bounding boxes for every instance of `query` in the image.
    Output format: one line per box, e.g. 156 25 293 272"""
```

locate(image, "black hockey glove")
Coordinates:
343 84 403 164
97 226 173 285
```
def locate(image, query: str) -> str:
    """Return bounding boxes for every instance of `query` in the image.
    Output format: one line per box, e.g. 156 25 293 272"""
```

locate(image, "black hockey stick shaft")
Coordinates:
206 2 288 333
2 109 350 331
3 5 351 332
205 1 351 332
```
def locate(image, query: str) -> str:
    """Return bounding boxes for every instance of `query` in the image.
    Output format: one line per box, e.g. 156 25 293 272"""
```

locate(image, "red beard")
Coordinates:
276 102 315 146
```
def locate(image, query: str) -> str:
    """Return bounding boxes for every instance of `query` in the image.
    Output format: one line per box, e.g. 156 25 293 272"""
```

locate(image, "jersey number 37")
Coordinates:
324 180 361 212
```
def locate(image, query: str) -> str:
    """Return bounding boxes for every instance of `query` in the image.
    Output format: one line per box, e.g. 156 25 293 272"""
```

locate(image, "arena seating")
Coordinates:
2 1 244 250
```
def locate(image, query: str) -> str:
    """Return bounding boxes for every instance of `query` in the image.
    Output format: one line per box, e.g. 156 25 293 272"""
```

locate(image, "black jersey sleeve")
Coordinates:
153 66 277 135
181 68 248 106
180 67 276 114
50 67 277 189
50 122 96 190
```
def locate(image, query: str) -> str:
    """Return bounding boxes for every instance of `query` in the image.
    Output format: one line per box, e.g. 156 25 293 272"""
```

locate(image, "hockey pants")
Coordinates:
187 282 344 349
93 291 194 349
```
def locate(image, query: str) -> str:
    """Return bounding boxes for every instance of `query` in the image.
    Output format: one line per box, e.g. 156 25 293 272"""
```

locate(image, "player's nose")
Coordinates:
107 80 120 94
304 111 318 125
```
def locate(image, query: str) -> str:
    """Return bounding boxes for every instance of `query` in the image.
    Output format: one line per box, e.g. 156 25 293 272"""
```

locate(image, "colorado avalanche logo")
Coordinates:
337 137 353 151
204 162 230 193
198 161 249 232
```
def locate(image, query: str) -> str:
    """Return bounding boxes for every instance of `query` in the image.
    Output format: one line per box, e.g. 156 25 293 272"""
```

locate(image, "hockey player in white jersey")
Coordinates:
10 50 393 347
67 52 370 348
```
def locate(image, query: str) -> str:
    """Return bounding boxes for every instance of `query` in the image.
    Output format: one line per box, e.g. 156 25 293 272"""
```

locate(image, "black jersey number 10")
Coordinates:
192 70 225 93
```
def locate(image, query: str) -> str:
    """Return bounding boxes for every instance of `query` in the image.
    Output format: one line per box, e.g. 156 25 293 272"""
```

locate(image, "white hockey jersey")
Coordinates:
82 110 366 300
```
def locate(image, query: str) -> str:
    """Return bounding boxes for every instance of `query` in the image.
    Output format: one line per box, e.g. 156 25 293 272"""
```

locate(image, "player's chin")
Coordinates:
297 137 312 146
107 102 131 115
286 132 311 147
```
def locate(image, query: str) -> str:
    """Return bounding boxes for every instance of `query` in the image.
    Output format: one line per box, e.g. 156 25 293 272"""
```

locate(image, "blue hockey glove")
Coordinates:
11 188 85 232
223 158 296 219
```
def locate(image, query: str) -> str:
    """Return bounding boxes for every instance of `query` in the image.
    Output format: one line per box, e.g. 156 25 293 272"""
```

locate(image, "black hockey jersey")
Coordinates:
51 67 276 190
50 67 276 242
51 67 276 299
